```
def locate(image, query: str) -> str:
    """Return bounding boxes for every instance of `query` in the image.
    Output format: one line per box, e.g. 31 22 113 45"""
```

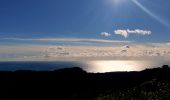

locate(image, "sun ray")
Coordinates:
132 0 170 28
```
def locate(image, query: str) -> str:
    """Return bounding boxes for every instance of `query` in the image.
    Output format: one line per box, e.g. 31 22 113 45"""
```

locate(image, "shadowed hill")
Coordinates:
0 66 170 100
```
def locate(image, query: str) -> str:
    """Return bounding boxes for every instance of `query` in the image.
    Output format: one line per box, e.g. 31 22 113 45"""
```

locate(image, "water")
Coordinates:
0 60 169 73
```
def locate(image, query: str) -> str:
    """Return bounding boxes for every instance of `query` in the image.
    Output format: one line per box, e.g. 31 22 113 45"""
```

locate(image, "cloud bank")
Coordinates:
1 43 170 61
114 29 152 38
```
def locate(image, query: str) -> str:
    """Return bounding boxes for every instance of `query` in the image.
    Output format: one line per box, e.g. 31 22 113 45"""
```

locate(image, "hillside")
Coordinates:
0 65 170 100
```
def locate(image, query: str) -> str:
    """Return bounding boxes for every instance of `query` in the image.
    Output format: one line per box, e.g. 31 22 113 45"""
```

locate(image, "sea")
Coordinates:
0 60 169 73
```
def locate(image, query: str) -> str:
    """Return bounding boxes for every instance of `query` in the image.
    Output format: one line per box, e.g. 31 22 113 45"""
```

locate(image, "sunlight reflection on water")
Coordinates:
82 60 169 73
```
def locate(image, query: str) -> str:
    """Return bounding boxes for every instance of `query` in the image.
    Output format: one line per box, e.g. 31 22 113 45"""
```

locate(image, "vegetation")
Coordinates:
96 80 170 100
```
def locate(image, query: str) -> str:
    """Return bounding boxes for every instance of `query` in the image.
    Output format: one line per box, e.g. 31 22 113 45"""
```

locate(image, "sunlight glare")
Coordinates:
84 60 150 73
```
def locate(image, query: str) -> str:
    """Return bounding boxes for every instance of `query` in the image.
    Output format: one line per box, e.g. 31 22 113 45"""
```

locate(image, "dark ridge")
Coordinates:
0 65 170 100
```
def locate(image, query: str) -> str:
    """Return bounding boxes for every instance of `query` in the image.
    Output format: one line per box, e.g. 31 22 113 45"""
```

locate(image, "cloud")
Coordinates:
127 29 152 35
1 43 170 61
114 30 128 38
100 32 111 37
114 29 152 38
2 38 131 43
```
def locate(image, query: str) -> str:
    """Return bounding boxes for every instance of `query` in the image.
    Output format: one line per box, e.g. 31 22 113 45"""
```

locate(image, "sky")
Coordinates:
0 0 170 61
0 0 170 43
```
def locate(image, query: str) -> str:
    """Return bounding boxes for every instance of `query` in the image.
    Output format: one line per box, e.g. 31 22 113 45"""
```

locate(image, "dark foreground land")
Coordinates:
0 65 170 100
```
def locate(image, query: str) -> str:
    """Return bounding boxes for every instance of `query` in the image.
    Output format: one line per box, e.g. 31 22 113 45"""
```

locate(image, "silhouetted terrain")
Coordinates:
0 65 170 100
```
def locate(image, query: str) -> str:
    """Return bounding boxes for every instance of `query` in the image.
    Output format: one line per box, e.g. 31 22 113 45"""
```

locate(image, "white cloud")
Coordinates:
127 29 152 35
114 30 128 38
114 29 152 38
100 32 111 37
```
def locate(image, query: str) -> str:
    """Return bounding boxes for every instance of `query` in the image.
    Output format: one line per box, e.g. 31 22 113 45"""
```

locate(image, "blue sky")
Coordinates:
0 0 170 45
